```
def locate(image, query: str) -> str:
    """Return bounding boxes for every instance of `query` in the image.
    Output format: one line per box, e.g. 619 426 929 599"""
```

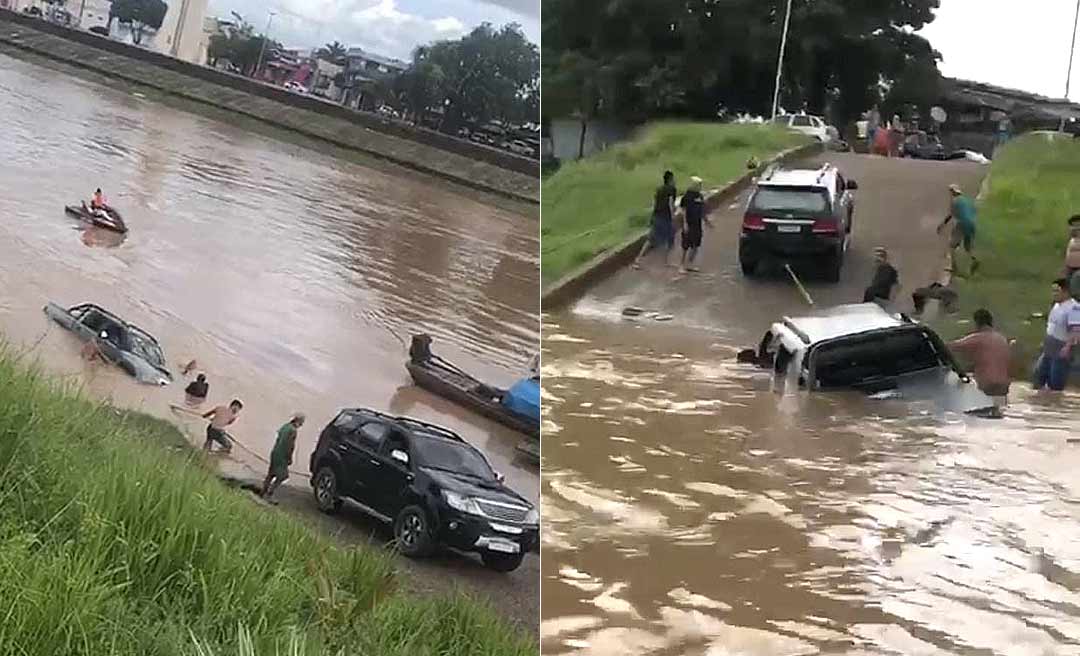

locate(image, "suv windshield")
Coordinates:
750 187 829 214
413 435 496 480
812 328 944 388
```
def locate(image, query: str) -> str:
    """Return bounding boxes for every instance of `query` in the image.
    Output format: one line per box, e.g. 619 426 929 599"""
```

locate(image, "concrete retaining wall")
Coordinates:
0 10 539 205
540 141 823 309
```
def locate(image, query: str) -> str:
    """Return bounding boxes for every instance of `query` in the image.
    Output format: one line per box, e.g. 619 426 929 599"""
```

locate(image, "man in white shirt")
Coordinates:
1033 278 1080 391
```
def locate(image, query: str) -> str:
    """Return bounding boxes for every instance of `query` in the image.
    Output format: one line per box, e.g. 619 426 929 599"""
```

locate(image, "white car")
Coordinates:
283 81 306 94
772 114 831 143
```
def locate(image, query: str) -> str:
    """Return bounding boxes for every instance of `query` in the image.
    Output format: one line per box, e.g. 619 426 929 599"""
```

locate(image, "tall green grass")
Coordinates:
540 122 807 285
0 351 534 655
934 133 1080 377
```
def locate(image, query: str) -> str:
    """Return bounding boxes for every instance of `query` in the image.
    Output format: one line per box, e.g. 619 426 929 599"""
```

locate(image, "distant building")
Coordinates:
339 46 408 111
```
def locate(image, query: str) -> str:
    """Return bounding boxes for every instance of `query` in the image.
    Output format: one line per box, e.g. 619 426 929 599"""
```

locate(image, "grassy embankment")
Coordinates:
935 133 1080 378
0 351 533 655
540 122 808 285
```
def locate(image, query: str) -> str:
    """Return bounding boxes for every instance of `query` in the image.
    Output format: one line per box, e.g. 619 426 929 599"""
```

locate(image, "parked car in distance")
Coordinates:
739 163 857 282
772 113 832 143
508 140 534 157
743 303 993 412
43 302 172 385
309 408 539 572
902 130 946 160
283 81 306 94
88 25 110 37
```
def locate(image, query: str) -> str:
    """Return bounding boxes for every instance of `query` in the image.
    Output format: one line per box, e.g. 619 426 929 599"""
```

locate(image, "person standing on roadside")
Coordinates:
867 105 881 151
948 309 1011 413
862 247 899 305
262 413 306 501
679 176 711 273
938 184 980 276
1033 278 1080 392
633 170 677 269
202 399 243 452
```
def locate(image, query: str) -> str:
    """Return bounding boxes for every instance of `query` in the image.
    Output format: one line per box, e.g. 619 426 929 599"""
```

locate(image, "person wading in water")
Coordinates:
633 170 678 269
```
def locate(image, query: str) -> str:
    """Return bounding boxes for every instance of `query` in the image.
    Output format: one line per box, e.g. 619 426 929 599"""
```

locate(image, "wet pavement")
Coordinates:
541 153 1080 654
0 54 539 627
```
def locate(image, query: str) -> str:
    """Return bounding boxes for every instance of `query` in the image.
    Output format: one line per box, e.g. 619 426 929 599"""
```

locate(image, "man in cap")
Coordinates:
678 175 711 273
938 183 980 276
262 413 306 501
863 246 899 305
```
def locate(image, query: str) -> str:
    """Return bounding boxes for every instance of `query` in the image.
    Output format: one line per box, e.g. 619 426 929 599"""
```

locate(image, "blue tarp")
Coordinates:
502 377 540 424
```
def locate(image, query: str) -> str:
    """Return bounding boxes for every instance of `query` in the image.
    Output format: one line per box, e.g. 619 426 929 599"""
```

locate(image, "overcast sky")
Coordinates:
919 0 1080 99
206 0 539 61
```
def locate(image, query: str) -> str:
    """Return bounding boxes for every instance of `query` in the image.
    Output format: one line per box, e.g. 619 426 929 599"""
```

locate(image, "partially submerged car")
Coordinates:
310 408 540 572
743 303 993 412
44 303 172 385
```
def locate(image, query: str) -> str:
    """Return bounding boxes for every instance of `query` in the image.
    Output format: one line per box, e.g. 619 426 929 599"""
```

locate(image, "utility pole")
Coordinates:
171 0 190 58
1063 0 1080 131
255 10 277 79
770 0 794 120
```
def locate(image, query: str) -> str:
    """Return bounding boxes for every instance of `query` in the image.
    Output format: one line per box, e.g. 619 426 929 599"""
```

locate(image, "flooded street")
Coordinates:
0 54 539 497
541 155 1080 654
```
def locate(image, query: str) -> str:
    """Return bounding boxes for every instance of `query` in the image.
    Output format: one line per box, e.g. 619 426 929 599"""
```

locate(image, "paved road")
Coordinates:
579 152 987 334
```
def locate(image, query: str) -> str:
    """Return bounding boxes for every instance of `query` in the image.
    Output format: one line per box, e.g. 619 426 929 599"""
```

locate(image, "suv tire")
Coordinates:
481 551 525 572
394 505 435 557
824 250 843 283
740 259 757 276
313 466 343 514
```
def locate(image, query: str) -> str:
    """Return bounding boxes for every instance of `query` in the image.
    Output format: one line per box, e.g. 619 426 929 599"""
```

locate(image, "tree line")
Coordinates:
207 20 539 135
542 0 944 128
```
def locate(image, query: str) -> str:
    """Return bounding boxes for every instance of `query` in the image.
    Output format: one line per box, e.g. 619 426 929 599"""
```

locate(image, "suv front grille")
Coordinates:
476 499 529 523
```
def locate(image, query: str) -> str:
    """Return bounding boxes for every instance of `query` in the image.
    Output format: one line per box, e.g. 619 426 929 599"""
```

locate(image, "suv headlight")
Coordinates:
443 491 483 516
524 508 539 525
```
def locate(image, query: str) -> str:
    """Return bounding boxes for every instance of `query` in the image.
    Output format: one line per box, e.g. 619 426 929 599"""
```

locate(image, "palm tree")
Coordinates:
317 40 348 64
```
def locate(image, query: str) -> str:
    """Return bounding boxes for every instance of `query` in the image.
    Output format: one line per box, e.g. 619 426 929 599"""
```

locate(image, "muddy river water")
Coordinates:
0 54 539 499
541 154 1080 654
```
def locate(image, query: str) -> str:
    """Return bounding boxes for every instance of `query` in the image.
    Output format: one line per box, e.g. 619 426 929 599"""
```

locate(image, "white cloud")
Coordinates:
346 0 467 58
432 16 466 33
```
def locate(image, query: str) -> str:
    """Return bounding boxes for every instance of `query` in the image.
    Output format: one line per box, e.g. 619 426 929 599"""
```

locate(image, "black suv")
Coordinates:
739 163 857 282
309 408 539 572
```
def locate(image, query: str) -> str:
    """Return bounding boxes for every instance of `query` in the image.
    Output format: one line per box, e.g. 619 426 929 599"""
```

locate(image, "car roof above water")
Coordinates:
774 303 911 346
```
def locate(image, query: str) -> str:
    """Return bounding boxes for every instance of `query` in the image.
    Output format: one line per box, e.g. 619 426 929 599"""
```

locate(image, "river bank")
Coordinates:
540 122 807 290
0 351 533 655
933 132 1080 379
0 11 538 209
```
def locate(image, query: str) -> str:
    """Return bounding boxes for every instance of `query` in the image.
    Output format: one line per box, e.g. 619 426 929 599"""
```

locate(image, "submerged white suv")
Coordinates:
743 303 993 413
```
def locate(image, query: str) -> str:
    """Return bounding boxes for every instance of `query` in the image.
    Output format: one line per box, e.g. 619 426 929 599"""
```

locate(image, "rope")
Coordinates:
168 404 311 480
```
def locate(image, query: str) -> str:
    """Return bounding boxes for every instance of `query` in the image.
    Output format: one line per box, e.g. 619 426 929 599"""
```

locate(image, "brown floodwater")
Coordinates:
541 154 1080 654
0 54 539 499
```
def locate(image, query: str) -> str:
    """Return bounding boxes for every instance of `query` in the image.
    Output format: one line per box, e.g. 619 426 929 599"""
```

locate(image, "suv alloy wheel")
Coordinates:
394 505 435 557
313 466 343 514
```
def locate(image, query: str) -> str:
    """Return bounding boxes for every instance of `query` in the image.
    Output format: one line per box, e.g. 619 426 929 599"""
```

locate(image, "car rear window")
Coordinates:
812 329 944 388
792 115 812 127
750 187 829 214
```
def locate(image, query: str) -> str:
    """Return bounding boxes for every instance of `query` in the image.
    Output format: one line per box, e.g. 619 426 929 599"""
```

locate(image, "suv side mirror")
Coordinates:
390 449 409 465
846 179 859 190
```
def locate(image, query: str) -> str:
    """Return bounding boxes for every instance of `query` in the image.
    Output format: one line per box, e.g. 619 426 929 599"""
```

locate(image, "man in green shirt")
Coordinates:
938 183 980 276
261 413 306 501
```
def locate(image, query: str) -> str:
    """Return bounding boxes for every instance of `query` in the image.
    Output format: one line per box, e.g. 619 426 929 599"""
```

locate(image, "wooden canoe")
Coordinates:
406 358 540 441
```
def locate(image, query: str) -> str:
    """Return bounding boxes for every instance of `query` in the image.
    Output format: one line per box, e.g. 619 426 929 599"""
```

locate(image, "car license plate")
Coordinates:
777 224 801 233
487 539 520 554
